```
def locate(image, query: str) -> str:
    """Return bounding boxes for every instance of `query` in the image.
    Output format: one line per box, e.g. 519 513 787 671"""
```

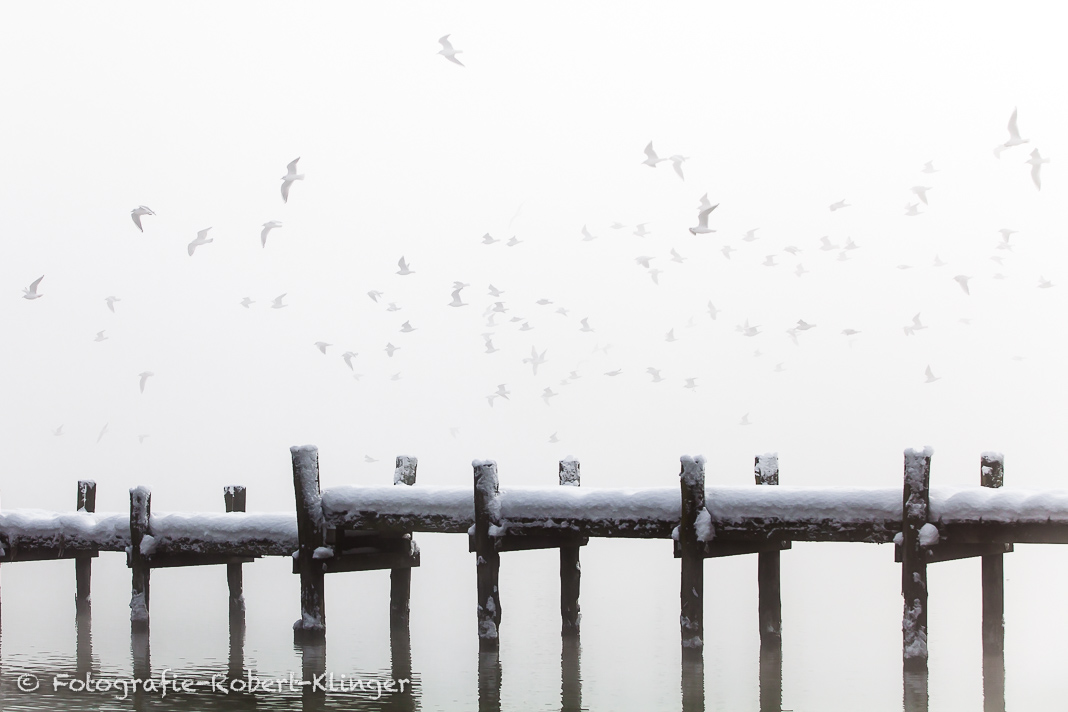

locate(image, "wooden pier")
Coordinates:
2 444 1067 710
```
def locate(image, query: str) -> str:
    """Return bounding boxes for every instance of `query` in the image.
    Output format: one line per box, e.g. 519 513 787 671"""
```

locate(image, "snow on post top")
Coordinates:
394 456 418 486
291 444 318 457
980 451 1004 463
559 457 580 486
680 455 705 487
981 451 1005 488
903 447 933 491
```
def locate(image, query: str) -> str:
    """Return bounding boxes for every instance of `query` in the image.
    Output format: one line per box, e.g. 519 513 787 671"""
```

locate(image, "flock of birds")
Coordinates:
19 37 1057 453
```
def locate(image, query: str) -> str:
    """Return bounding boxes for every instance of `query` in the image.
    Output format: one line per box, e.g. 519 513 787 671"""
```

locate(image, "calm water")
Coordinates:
1 537 1065 711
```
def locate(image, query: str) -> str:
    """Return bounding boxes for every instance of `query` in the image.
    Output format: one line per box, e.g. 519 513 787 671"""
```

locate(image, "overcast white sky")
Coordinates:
2 2 1067 516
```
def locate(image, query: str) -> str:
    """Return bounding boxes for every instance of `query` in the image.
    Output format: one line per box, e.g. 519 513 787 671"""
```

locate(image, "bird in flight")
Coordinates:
994 108 1029 157
689 204 719 235
670 248 686 263
669 155 688 180
52 425 64 436
633 223 650 238
342 351 357 370
506 235 523 247
138 371 154 394
922 161 938 174
105 296 121 312
684 378 698 390
642 141 665 167
706 301 720 320
314 342 331 354
579 317 594 332
384 342 400 357
523 346 548 375
541 387 558 405
829 199 851 212
281 158 304 203
742 228 760 242
261 220 283 247
22 275 44 300
400 321 416 333
396 256 415 275
739 413 752 426
954 275 971 295
438 35 464 66
131 205 155 232
188 228 213 256
911 186 933 205
448 287 467 307
904 203 921 217
924 365 941 383
482 233 499 245
647 367 664 383
240 297 254 308
581 225 598 241
94 330 108 342
96 423 109 444
1027 149 1050 190
904 313 926 336
271 294 288 309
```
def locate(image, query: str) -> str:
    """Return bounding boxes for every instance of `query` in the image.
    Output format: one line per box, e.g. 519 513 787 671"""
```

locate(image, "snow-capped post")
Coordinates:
755 453 782 643
224 486 246 616
901 447 932 672
75 480 96 613
473 459 502 651
981 452 1005 658
679 455 705 656
390 455 417 631
292 445 326 641
129 486 151 632
559 457 581 636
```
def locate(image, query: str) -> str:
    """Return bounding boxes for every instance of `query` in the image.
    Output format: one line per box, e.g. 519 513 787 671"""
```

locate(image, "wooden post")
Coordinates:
292 444 326 641
473 459 502 651
755 453 782 643
129 486 151 633
981 452 1007 712
561 636 582 712
477 651 503 712
224 486 246 615
391 455 417 631
981 452 1005 656
560 457 581 637
75 480 96 614
679 455 705 656
901 447 932 672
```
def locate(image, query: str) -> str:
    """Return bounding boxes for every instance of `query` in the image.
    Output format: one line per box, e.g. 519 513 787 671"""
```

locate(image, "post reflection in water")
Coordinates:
298 639 327 712
75 607 94 678
477 650 502 712
681 648 704 712
560 636 582 712
983 653 1006 712
903 670 929 712
759 640 783 712
389 621 415 712
130 631 150 712
228 606 245 683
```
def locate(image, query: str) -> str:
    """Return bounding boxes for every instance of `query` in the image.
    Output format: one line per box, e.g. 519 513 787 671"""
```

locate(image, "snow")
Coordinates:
694 509 714 542
559 457 580 486
902 598 927 659
312 546 334 559
705 486 902 523
930 486 1068 523
394 456 418 486
130 592 149 623
755 453 779 485
139 534 158 556
148 512 298 554
0 510 130 550
918 523 939 546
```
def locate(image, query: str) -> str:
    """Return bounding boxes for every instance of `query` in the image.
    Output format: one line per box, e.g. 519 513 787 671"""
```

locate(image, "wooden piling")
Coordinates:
129 486 151 632
679 455 705 655
390 456 417 631
292 445 326 641
75 480 96 613
560 457 581 637
473 459 502 651
901 447 932 672
981 453 1005 658
754 453 782 643
223 485 246 616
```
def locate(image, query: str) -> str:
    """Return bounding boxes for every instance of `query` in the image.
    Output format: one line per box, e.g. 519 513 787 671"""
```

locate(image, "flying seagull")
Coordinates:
131 205 155 232
922 161 938 174
188 227 213 256
954 275 971 295
581 225 598 241
448 287 467 307
523 346 548 375
94 330 108 342
911 186 933 205
281 157 304 203
642 141 664 167
438 35 464 66
396 256 415 275
829 199 851 212
904 313 926 336
138 371 154 394
52 425 64 436
384 342 400 357
1027 148 1050 190
924 365 941 383
261 220 283 247
669 154 688 180
105 296 121 312
482 233 499 245
994 108 1029 157
240 297 254 308
314 341 331 354
22 275 44 300
342 351 357 370
271 293 288 309
689 204 719 235
96 423 109 444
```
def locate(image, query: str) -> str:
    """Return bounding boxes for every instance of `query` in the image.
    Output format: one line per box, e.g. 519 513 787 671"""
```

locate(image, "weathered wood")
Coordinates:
292 445 326 641
983 650 1006 712
560 457 581 637
129 486 151 632
939 521 1068 544
981 452 1006 661
478 651 503 712
679 455 705 655
674 539 791 558
895 541 1012 564
322 546 419 574
561 636 582 712
711 520 898 543
75 480 96 613
681 646 704 712
474 460 502 651
224 485 246 615
390 621 415 712
901 447 932 672
759 638 783 712
150 553 256 568
755 453 782 643
391 456 417 632
490 532 589 553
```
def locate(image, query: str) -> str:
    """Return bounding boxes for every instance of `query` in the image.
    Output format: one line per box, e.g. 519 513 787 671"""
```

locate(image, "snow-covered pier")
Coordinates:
1 445 1065 706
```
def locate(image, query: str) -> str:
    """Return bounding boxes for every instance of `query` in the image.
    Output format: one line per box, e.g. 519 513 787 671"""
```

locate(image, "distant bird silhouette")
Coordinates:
904 313 926 336
131 205 155 232
52 425 63 436
261 220 283 247
670 248 686 263
689 204 719 235
669 155 688 180
482 233 499 245
954 275 971 295
271 294 288 309
994 108 1029 157
94 330 108 342
633 223 650 237
384 342 400 357
448 287 467 307
342 351 357 370
240 297 254 308
96 423 109 444
22 275 44 299
922 161 938 174
281 158 304 203
642 142 665 167
924 365 941 383
438 35 464 66
581 225 598 241
105 296 121 312
1027 149 1050 190
314 342 331 354
647 367 664 383
138 371 154 394
188 228 213 256
829 199 851 211
706 302 720 320
523 346 548 375
396 256 415 275
911 186 933 205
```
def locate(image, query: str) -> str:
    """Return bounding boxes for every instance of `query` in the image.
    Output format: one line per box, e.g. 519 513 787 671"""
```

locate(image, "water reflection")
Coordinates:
297 639 327 712
759 640 782 712
75 608 94 679
982 653 1006 712
477 650 502 712
561 637 581 712
388 622 415 712
681 649 704 712
903 670 928 712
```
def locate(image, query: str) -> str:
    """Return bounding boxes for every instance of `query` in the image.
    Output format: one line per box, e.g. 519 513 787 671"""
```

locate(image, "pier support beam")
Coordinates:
473 460 502 651
292 445 326 641
560 457 581 637
390 456 417 631
129 486 151 632
75 480 96 615
224 485 246 616
901 447 932 672
679 455 705 656
981 452 1007 712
